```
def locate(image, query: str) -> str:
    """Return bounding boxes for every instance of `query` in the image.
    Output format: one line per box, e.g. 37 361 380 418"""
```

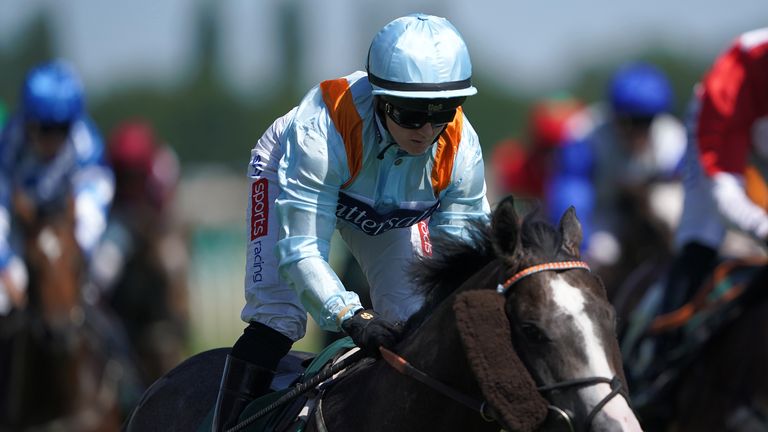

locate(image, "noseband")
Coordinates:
499 260 630 431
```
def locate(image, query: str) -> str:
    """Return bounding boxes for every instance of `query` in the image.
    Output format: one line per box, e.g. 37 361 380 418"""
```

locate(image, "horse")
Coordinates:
670 273 768 432
125 196 641 432
0 190 126 431
103 206 190 385
592 183 676 309
615 258 768 432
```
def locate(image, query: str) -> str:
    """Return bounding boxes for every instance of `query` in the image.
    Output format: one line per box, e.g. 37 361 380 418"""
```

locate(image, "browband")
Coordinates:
496 261 591 295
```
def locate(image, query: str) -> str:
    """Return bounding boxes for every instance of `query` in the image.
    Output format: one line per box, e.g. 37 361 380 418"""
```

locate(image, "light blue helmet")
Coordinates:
367 14 477 99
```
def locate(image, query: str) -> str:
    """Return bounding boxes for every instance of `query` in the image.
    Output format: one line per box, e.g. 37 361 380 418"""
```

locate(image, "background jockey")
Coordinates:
89 120 189 384
91 120 183 295
658 28 768 338
490 92 584 202
0 60 114 315
213 13 490 431
545 62 687 270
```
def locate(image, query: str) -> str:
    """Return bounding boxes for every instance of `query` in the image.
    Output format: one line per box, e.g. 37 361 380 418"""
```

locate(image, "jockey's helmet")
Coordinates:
22 60 84 125
367 14 477 102
529 93 584 149
609 62 672 118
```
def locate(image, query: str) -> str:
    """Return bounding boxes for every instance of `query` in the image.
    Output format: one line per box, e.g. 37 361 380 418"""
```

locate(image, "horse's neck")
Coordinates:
399 297 474 386
320 295 492 432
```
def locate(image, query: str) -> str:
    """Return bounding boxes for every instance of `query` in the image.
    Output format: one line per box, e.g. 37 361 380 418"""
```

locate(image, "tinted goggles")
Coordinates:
30 121 72 136
385 102 457 129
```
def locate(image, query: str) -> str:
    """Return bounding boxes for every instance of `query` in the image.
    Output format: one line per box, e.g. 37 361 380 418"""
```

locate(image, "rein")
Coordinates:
378 260 629 431
379 347 497 422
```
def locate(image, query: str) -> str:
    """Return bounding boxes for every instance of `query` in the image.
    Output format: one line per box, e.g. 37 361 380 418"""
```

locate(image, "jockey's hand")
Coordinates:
341 309 403 356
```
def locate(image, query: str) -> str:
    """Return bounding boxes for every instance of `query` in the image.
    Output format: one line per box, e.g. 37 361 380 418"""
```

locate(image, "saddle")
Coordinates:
197 337 356 432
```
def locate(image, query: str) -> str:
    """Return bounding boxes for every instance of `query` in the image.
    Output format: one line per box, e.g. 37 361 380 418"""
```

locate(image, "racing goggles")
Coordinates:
29 121 72 136
384 102 457 129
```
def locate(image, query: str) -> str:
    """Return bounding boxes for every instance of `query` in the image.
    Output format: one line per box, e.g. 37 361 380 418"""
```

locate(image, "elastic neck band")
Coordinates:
368 73 472 92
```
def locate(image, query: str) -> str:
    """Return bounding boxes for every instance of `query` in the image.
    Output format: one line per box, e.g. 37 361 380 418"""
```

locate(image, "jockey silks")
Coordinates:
242 71 489 341
0 115 113 269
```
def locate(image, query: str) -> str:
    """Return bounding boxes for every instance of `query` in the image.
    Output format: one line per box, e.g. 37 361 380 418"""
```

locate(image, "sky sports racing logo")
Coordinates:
336 192 439 236
250 178 268 240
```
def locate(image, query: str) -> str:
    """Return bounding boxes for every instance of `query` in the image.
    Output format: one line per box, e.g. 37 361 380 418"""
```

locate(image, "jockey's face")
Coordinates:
616 115 653 155
26 122 71 161
386 115 447 155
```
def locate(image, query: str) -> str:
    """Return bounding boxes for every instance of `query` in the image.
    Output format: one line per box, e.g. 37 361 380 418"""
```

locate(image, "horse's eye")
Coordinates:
520 322 549 344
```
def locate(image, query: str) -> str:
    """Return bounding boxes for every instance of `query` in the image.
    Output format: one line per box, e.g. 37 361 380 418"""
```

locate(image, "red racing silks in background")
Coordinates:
250 178 269 240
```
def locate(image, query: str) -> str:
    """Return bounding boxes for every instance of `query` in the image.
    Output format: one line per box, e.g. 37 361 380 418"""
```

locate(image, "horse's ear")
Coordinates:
558 206 582 258
492 196 520 256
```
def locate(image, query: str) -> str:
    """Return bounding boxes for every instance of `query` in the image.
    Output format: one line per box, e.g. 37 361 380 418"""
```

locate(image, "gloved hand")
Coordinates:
341 309 403 356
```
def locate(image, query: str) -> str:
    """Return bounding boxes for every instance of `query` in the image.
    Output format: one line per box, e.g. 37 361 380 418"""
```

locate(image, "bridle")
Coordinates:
497 260 629 431
381 260 630 432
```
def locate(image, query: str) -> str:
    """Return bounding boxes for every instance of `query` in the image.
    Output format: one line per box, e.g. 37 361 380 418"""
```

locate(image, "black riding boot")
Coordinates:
212 322 293 432
654 241 718 364
212 355 274 432
660 242 718 317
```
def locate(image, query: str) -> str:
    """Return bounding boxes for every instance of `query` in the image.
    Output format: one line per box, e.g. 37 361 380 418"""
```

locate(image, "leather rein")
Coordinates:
380 260 630 431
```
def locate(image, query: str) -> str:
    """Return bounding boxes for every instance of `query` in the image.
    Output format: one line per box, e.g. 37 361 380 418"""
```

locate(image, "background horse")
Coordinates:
104 214 190 385
126 197 640 432
672 277 768 432
619 262 768 431
593 184 675 307
0 191 125 431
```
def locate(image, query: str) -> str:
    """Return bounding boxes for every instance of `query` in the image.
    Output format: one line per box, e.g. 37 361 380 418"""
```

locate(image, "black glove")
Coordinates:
341 309 403 356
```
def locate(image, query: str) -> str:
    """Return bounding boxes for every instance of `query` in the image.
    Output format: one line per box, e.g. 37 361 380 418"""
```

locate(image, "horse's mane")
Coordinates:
404 208 569 331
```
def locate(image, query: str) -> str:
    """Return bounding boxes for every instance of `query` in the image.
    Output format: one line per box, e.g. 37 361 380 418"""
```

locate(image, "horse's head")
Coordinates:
488 196 640 431
13 189 84 335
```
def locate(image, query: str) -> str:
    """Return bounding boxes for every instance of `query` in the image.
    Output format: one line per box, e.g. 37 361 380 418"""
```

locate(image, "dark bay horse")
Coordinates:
671 280 768 432
617 260 768 432
0 192 124 431
125 197 640 431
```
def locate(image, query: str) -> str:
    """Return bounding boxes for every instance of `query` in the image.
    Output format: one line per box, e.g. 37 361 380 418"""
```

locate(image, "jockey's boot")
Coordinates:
655 242 717 360
212 321 293 432
211 355 274 432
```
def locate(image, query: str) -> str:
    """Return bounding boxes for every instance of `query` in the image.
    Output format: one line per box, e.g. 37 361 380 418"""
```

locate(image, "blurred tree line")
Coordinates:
0 7 712 171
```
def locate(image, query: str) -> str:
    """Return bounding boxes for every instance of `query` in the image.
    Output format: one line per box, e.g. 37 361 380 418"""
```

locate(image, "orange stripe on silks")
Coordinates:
320 79 364 189
431 107 464 196
744 164 768 211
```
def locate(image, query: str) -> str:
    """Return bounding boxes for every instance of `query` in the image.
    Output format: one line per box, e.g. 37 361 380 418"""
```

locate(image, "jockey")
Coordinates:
90 120 182 295
546 62 686 265
659 28 768 328
213 13 489 431
0 60 114 315
491 93 584 200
